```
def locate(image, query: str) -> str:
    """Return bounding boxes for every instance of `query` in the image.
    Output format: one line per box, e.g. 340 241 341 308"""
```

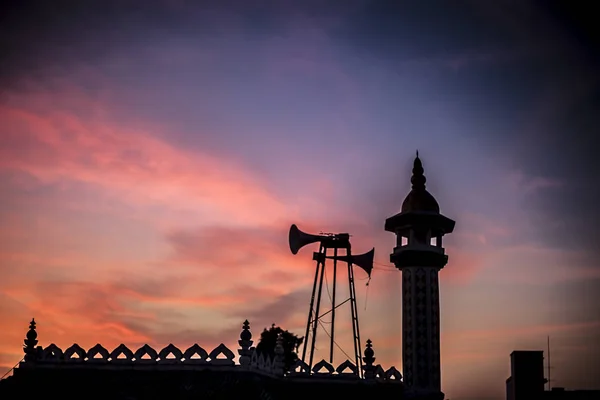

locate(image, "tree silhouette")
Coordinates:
255 324 303 372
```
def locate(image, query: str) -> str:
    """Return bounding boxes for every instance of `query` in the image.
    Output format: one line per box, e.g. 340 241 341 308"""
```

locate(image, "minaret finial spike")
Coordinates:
411 152 426 190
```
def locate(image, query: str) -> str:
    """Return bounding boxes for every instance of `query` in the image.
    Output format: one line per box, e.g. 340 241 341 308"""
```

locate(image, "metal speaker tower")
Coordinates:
288 224 374 377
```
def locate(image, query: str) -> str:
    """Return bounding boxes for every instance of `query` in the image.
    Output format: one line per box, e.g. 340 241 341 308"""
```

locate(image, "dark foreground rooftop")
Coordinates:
0 319 438 400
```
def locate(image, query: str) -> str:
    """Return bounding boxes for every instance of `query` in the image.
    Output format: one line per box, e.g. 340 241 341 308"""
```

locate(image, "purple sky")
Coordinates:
1 1 599 399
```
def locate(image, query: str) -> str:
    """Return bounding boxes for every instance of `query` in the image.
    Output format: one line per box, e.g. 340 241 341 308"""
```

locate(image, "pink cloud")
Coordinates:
0 95 291 228
458 211 512 238
441 245 487 284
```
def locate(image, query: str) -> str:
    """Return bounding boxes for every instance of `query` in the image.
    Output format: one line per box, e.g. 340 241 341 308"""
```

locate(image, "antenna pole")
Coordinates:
547 336 551 390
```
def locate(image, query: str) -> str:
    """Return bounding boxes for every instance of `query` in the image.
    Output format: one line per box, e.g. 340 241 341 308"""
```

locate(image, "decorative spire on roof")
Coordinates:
240 320 252 342
411 150 426 190
238 319 253 367
363 339 376 380
23 318 38 362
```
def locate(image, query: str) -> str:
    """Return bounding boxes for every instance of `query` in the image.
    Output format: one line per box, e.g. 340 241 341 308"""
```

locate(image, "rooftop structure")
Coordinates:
1 318 407 399
506 350 600 400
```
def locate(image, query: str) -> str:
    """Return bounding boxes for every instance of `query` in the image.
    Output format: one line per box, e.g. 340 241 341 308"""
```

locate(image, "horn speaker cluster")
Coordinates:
287 223 375 378
288 224 373 277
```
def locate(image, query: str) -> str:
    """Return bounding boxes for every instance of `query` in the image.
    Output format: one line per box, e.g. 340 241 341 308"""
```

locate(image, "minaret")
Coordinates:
384 152 455 398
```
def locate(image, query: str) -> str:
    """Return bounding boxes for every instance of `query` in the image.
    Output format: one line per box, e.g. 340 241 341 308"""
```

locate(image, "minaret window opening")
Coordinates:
430 234 443 247
425 229 432 245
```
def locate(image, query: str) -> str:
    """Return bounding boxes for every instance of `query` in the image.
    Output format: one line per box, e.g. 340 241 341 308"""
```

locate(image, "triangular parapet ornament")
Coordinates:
374 364 386 380
87 344 109 363
11 318 406 390
183 344 208 364
312 359 335 375
110 344 134 363
384 366 403 382
289 359 310 375
336 360 358 376
250 349 259 366
134 344 158 363
257 352 267 371
158 344 182 364
267 354 276 372
40 343 63 362
208 343 235 365
249 348 275 375
64 344 86 362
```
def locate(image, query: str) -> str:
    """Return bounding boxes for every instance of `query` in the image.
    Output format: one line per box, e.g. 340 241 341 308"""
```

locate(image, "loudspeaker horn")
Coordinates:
289 224 330 255
325 248 375 277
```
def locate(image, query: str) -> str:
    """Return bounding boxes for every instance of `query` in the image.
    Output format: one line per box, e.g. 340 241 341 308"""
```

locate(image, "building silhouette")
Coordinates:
506 350 600 400
0 154 455 399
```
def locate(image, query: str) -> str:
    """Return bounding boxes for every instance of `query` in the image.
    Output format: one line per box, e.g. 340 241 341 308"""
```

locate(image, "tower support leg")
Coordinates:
301 244 324 365
301 243 365 378
308 251 327 371
329 248 338 364
347 255 363 377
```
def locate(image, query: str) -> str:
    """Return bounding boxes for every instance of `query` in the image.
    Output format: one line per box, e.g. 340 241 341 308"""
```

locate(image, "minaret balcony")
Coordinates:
394 243 445 254
390 245 449 269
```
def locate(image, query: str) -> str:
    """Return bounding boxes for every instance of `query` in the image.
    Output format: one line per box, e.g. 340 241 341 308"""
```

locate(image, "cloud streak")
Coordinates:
0 96 290 228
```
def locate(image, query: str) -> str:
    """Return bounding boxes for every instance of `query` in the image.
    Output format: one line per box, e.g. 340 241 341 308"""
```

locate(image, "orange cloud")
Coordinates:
441 245 487 284
0 275 286 371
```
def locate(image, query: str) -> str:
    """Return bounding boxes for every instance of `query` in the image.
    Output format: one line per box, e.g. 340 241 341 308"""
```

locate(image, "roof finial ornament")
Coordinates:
416 149 419 158
238 319 253 367
23 318 39 362
363 339 376 380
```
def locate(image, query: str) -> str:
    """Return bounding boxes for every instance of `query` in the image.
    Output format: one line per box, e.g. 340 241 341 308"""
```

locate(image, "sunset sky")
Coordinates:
1 1 599 399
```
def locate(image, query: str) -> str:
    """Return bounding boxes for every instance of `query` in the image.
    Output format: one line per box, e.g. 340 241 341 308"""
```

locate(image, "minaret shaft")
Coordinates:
402 266 441 391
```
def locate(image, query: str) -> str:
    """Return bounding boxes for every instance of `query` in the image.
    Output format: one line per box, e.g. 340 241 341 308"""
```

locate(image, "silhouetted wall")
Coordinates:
506 351 545 400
